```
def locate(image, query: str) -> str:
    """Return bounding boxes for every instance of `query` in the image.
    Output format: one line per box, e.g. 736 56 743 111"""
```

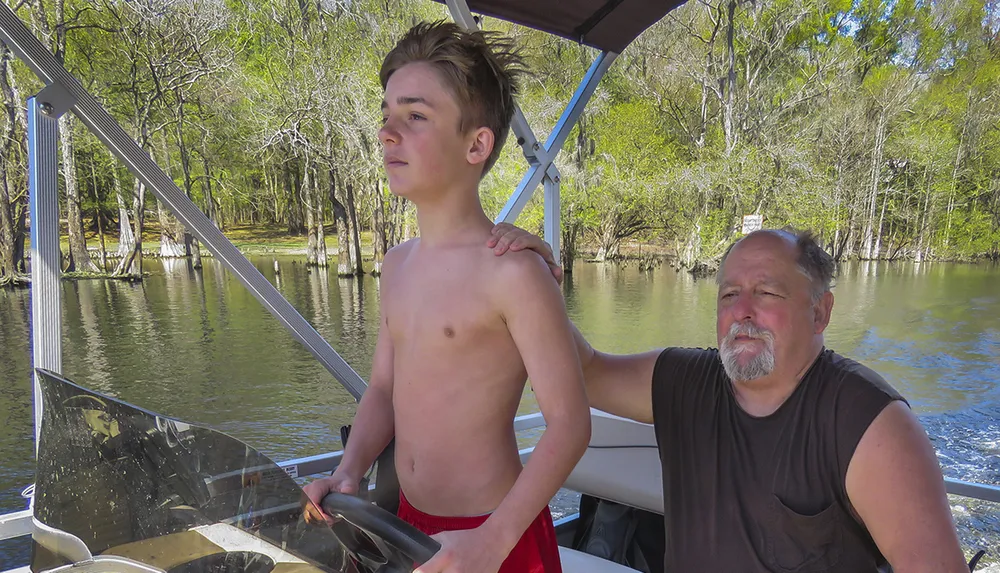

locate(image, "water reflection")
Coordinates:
829 262 1000 414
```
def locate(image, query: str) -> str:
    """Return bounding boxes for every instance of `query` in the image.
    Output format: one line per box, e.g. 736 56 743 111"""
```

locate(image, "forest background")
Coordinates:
0 0 998 287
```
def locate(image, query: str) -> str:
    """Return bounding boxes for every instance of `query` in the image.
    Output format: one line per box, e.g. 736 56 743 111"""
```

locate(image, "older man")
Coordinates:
488 224 969 573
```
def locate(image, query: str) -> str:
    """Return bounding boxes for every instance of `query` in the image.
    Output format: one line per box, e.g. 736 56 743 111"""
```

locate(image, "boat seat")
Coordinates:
558 546 641 573
563 409 664 515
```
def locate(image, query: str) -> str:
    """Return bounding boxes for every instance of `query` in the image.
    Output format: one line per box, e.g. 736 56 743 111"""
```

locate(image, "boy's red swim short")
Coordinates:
397 489 563 573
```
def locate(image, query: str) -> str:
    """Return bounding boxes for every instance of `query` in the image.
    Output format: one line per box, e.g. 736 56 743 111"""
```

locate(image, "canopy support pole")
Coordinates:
27 87 69 451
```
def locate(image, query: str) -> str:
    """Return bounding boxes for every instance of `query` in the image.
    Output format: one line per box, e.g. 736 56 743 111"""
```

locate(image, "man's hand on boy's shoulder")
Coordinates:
488 223 563 285
414 526 509 573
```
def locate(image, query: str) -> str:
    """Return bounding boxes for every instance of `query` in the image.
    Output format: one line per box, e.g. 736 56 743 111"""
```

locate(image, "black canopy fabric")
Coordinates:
433 0 686 54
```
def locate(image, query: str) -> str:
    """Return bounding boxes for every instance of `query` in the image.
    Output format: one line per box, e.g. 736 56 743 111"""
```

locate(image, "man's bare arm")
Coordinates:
479 251 591 554
846 401 968 573
571 323 659 424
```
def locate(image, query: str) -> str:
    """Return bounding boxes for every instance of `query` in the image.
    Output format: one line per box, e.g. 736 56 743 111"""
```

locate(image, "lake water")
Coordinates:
1 257 999 568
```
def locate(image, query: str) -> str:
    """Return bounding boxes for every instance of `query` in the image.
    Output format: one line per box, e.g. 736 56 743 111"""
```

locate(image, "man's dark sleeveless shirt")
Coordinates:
651 347 904 572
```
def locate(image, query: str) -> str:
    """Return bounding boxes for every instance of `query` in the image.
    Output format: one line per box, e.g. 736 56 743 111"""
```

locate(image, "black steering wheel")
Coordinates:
321 492 440 571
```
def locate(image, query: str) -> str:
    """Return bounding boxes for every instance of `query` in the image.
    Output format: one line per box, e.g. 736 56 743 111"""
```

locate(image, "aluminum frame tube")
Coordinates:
27 96 62 448
496 51 617 225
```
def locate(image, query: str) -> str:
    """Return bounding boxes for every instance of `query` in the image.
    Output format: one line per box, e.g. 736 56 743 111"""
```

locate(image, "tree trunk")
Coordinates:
293 158 306 235
697 62 710 148
88 155 107 271
270 170 281 224
12 187 25 273
832 158 843 253
0 163 17 284
0 44 27 281
175 93 201 268
861 110 886 260
201 142 217 227
874 189 888 259
113 168 135 257
315 170 328 268
115 180 145 276
596 210 629 262
284 158 304 234
0 47 21 284
371 178 386 275
304 161 318 266
916 164 932 261
388 193 406 248
157 138 186 258
723 0 738 155
188 226 202 268
60 115 97 272
329 169 352 277
682 223 702 267
157 198 186 257
561 216 581 275
132 179 146 275
944 119 966 249
402 200 414 240
345 180 363 276
595 231 621 262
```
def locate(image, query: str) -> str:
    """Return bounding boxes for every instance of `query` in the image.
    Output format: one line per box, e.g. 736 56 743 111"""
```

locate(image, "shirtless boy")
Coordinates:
302 22 590 573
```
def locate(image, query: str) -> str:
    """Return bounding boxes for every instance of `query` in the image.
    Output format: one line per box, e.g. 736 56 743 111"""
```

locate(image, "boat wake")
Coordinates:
922 405 1000 563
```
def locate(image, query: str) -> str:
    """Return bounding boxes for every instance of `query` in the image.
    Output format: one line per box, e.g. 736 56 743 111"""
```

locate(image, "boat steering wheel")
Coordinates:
321 492 440 572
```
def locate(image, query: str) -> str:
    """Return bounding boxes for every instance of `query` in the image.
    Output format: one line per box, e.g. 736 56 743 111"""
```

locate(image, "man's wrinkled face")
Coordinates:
716 233 820 384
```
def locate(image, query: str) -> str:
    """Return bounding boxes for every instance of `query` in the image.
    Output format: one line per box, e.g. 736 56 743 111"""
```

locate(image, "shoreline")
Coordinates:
4 223 998 288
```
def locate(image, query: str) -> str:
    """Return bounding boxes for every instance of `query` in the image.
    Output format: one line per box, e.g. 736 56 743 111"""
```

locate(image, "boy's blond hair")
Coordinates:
380 21 524 175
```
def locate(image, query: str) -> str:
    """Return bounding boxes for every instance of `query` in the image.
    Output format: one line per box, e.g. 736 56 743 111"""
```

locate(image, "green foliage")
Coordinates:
1 0 999 277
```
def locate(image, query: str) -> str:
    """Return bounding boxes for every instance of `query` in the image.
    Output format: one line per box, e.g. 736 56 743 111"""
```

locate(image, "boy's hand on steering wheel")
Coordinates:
302 471 360 526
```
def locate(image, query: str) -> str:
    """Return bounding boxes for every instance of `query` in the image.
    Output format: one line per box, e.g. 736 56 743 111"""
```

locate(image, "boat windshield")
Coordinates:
30 369 408 573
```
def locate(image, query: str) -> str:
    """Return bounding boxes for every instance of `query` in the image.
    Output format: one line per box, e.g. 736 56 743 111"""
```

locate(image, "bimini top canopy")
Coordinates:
434 0 685 53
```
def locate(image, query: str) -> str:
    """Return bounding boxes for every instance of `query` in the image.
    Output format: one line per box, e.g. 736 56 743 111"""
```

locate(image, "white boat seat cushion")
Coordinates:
558 546 641 573
563 409 664 515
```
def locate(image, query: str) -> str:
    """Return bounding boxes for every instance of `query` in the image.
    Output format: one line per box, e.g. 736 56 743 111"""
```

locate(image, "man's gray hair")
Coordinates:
717 227 836 301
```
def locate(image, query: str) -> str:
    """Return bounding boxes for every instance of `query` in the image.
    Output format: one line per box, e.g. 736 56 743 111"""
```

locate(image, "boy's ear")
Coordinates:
466 127 495 168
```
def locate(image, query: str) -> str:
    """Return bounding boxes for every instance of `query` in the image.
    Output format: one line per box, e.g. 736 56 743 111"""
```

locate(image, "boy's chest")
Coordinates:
383 264 503 346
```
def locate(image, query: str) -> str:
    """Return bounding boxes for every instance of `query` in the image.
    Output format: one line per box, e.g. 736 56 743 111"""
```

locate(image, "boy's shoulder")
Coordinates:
487 246 549 275
383 239 419 271
387 238 419 256
381 238 555 291
485 247 561 300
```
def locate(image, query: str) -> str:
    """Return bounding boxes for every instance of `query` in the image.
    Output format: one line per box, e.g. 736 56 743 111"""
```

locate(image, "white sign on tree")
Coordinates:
742 214 763 234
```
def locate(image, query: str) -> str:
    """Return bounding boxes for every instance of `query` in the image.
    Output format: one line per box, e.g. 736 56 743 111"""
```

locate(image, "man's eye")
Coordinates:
410 113 425 120
721 292 737 299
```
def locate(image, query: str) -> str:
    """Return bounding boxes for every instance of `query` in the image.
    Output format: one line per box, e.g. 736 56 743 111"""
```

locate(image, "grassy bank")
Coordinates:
41 222 672 264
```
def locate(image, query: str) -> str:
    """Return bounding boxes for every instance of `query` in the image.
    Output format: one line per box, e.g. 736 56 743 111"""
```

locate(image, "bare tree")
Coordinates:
0 40 28 286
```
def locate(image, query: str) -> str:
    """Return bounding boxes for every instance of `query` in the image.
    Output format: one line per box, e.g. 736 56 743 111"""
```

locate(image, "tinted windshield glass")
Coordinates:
31 369 356 573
